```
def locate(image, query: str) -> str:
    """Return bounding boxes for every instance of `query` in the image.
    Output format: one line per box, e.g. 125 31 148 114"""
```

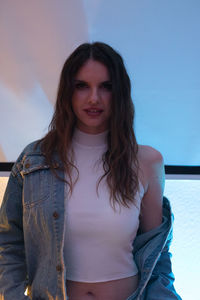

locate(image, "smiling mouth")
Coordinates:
84 109 103 112
84 110 103 116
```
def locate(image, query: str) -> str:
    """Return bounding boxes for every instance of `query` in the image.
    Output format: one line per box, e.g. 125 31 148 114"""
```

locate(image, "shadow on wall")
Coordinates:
0 0 89 162
0 0 89 102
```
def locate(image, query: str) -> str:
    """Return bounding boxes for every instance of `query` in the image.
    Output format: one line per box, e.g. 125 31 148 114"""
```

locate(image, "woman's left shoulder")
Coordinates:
138 144 164 164
137 145 165 194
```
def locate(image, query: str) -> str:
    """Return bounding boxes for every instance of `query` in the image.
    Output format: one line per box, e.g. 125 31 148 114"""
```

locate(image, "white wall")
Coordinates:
164 178 200 300
0 0 200 165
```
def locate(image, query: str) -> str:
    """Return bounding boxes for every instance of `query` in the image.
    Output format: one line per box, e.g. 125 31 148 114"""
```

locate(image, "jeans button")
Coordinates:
53 211 59 219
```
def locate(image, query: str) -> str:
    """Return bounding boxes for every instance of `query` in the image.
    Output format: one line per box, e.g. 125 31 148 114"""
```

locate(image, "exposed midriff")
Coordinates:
66 274 138 300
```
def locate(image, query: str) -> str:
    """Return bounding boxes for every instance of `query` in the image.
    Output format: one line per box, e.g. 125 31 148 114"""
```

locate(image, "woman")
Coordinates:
0 42 181 300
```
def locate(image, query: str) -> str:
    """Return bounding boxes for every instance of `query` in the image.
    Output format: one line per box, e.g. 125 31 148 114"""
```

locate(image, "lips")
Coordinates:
84 109 103 117
84 109 103 112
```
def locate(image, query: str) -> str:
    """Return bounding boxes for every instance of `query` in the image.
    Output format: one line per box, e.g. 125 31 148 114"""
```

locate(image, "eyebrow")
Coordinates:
73 79 86 85
101 80 112 84
74 79 85 83
74 79 112 84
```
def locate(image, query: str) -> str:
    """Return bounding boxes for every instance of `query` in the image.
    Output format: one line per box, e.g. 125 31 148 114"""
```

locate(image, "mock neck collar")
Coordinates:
73 127 109 147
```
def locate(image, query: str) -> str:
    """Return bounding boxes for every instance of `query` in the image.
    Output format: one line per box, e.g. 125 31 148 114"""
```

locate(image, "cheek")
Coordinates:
73 90 89 100
72 93 82 108
72 92 88 110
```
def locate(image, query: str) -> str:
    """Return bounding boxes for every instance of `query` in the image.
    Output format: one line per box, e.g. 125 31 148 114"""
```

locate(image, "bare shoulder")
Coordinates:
138 144 163 162
137 145 165 193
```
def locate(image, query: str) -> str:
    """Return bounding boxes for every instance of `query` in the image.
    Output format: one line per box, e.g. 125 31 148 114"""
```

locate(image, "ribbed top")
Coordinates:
64 127 144 282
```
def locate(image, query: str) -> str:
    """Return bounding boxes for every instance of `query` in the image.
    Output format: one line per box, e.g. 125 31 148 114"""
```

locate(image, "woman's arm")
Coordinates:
0 159 30 299
139 146 165 233
138 147 181 299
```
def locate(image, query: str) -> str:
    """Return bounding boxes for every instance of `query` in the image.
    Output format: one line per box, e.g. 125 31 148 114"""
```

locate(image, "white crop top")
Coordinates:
64 128 145 282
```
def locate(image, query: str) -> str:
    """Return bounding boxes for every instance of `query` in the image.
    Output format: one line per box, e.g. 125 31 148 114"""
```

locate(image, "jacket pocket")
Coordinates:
22 155 59 208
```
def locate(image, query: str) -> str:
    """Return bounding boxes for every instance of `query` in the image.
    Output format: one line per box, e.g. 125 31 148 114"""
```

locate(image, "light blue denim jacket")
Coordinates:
0 141 182 300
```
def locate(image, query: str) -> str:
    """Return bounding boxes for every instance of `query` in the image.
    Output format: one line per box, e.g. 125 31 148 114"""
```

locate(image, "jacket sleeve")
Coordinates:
143 245 182 299
143 224 182 300
134 197 182 300
0 157 30 299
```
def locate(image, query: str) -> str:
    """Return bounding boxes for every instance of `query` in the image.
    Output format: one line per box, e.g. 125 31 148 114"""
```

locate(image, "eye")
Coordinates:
101 82 112 91
74 81 88 89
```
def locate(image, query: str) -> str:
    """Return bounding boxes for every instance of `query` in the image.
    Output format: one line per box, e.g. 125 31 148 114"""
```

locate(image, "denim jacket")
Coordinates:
0 141 182 300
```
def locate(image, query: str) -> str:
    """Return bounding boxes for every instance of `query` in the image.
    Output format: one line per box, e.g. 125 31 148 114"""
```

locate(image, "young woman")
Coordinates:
0 42 181 300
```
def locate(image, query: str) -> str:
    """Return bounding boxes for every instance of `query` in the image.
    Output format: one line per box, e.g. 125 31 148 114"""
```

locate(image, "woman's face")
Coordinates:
71 59 112 134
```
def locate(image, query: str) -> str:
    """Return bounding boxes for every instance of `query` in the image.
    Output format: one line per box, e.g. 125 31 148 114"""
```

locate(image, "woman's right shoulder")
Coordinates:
21 139 43 156
14 140 43 166
11 140 44 178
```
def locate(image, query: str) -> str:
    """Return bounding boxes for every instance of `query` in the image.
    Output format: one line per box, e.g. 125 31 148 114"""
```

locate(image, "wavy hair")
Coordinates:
37 42 140 209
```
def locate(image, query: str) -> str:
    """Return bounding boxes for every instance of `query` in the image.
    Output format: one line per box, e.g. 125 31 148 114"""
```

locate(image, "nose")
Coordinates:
88 87 100 104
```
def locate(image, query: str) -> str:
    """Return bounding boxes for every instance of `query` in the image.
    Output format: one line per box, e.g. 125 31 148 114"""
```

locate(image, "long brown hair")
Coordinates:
37 42 140 209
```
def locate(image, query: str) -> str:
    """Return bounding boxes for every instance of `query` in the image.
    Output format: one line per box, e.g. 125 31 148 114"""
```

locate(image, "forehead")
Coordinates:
75 59 110 81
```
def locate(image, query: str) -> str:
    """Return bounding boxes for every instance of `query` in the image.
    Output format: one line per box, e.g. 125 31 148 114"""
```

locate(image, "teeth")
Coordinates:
87 110 101 112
